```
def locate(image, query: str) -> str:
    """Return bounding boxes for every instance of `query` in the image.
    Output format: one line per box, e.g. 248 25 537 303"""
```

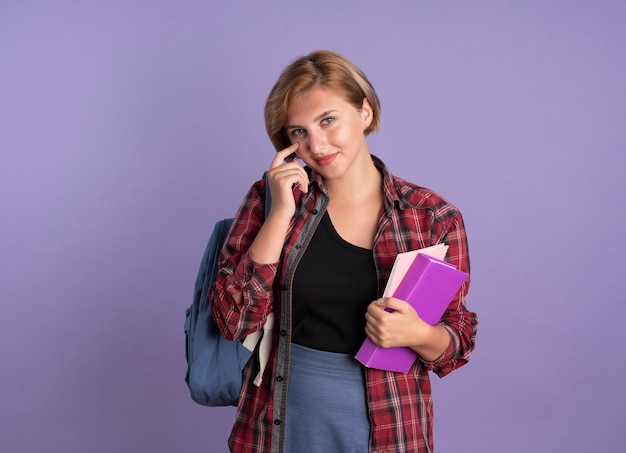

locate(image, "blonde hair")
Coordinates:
264 50 381 151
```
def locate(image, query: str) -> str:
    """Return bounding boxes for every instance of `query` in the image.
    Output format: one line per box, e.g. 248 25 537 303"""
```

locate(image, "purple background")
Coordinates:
1 1 625 452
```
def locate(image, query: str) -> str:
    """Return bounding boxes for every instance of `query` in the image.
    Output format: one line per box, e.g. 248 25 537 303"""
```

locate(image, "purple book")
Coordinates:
355 253 468 373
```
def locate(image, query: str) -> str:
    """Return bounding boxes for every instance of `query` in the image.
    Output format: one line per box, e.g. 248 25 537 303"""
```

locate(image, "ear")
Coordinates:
360 97 374 131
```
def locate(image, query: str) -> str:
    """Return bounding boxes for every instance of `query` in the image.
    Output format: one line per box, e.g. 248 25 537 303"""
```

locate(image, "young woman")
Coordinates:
211 50 478 453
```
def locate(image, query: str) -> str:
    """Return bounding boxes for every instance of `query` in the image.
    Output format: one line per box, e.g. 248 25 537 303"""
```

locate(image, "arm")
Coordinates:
364 298 452 362
423 209 478 376
364 209 478 375
210 146 309 340
208 181 276 341
249 145 309 265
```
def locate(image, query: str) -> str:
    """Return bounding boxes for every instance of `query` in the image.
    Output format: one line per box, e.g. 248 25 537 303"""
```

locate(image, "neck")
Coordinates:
324 155 383 206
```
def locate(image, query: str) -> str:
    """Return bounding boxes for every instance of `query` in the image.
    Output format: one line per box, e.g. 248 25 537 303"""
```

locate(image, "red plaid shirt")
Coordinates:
211 156 478 453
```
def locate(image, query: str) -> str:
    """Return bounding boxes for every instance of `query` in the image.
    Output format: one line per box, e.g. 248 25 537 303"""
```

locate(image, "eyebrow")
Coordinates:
285 110 338 130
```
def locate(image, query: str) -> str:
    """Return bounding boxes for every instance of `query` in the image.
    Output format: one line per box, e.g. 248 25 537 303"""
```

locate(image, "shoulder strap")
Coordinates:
262 171 271 218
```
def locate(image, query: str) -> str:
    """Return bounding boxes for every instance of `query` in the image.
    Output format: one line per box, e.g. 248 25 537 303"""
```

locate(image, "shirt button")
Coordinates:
276 375 284 382
281 284 288 291
274 419 281 425
295 244 301 249
312 209 318 215
280 330 287 336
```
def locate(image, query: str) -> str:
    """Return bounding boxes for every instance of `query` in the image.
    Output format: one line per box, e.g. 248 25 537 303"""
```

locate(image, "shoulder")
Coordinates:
390 175 468 247
376 155 460 220
240 175 269 210
393 175 459 217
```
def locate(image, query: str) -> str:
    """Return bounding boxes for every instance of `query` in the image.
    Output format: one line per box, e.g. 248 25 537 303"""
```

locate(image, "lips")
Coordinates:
314 153 337 167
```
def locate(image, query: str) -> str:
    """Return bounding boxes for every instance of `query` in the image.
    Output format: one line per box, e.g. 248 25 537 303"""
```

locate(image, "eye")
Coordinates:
321 117 334 126
290 128 305 137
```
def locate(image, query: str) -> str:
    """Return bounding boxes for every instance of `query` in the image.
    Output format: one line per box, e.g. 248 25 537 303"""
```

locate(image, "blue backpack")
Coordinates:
185 176 270 406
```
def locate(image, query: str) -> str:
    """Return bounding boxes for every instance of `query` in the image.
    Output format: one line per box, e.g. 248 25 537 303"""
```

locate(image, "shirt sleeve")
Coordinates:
209 180 278 341
420 209 479 377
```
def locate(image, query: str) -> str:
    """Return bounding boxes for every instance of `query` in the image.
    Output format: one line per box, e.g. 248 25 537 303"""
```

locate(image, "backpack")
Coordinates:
184 175 271 406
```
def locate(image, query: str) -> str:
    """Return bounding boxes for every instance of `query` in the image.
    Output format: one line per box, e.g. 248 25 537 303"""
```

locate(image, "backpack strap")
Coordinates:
263 171 271 218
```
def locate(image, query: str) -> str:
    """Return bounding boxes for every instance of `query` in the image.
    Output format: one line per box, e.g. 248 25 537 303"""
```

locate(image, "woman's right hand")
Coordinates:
266 143 309 220
249 144 307 265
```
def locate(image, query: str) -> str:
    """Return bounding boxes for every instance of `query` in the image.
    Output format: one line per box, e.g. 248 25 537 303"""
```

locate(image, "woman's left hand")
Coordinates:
364 297 433 349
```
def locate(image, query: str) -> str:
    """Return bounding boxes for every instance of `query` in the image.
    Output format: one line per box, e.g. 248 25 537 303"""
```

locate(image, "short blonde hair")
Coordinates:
264 50 381 151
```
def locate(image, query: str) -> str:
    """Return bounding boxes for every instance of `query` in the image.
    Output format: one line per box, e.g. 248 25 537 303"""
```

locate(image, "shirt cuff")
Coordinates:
420 325 459 374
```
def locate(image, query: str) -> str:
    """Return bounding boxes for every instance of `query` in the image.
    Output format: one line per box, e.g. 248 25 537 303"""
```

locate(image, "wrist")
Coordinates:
410 324 450 361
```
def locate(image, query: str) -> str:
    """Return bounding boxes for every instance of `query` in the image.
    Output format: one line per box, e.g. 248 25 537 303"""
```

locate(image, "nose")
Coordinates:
306 130 325 154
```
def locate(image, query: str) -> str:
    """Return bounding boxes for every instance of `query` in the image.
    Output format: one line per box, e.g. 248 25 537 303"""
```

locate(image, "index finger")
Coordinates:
270 143 300 170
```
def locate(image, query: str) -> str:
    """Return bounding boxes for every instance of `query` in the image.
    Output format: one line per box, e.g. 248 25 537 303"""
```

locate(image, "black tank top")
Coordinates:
291 211 378 354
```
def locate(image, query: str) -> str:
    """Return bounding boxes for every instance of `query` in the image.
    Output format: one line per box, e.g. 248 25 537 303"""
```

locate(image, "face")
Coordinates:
284 86 373 180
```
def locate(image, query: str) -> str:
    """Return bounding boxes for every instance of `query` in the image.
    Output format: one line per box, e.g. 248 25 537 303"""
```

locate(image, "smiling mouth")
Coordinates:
314 153 337 167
